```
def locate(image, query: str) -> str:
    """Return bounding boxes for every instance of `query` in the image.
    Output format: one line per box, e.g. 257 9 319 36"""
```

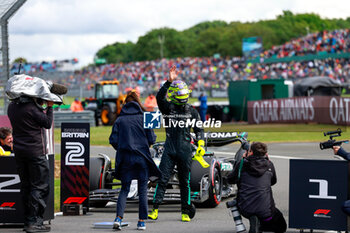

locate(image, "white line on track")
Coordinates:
212 151 302 160
268 155 302 160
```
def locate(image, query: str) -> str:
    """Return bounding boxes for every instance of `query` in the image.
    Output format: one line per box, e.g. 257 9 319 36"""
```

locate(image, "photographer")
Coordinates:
333 146 350 215
333 146 350 160
8 97 53 233
228 142 286 233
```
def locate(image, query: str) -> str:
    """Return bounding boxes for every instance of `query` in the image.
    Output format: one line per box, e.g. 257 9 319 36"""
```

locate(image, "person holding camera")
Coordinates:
227 142 287 233
333 145 350 215
8 97 53 233
333 146 350 160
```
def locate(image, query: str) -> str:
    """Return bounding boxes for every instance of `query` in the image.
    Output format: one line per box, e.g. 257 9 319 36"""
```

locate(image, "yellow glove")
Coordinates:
193 140 210 168
0 147 11 156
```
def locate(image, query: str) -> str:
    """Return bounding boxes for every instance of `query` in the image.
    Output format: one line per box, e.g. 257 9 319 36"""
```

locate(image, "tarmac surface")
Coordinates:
2 142 350 232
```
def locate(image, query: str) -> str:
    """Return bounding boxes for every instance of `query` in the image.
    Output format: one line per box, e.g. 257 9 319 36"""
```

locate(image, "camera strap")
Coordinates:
237 158 244 180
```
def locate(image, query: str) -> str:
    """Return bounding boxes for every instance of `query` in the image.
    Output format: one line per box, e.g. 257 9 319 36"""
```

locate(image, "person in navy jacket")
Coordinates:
109 91 161 230
198 93 207 122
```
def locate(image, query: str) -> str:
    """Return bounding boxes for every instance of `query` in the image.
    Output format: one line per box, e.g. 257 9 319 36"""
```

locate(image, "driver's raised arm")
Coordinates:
156 81 171 115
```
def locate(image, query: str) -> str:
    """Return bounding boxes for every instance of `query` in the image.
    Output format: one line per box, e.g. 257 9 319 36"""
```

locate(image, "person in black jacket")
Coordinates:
109 91 161 230
148 65 204 222
8 97 53 233
228 142 286 233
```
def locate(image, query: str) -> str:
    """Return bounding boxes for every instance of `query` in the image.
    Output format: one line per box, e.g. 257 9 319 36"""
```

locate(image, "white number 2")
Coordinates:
65 142 85 166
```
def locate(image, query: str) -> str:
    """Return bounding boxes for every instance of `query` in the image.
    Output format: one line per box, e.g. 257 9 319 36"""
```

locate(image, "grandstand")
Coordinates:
263 29 350 59
4 28 350 101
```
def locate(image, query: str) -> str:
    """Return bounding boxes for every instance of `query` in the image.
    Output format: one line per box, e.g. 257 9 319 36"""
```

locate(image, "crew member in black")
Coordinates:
8 97 53 233
228 142 287 233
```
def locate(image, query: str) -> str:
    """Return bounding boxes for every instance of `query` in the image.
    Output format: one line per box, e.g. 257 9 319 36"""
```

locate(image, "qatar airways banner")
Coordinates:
248 96 350 125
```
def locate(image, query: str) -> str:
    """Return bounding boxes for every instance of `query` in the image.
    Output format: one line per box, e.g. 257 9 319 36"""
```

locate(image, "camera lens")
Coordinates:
227 200 246 233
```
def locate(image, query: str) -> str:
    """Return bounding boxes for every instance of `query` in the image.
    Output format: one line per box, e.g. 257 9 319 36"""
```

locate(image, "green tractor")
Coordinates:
84 80 125 126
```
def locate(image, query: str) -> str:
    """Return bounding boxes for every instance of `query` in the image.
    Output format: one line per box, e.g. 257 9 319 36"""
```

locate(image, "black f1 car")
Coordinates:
89 132 249 208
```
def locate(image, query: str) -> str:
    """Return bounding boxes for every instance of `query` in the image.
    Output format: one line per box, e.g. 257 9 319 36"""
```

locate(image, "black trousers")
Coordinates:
260 208 287 233
15 153 49 226
153 146 192 214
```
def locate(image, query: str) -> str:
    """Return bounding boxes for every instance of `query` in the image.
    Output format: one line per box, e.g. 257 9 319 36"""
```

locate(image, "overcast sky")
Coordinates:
7 0 350 68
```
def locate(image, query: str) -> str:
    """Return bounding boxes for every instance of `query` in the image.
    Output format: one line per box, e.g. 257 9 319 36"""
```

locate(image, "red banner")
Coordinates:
248 96 350 125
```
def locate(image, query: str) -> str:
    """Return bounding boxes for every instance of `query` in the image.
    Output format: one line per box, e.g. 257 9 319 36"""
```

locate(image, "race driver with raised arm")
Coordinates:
148 65 207 222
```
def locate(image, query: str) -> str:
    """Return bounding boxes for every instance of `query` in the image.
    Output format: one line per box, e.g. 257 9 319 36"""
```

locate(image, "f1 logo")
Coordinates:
144 111 161 129
63 197 87 204
314 209 331 215
309 179 337 200
0 202 15 208
65 142 85 166
0 174 20 193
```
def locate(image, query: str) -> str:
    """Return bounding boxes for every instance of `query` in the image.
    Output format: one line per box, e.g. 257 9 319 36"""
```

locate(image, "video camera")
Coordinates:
6 75 67 105
319 128 349 150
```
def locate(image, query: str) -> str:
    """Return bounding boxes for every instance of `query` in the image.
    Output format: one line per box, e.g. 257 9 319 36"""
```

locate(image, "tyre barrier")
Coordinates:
54 110 95 128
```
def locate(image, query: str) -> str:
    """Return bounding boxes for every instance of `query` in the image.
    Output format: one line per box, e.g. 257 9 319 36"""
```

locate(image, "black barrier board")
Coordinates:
289 159 349 231
0 155 54 223
60 123 90 211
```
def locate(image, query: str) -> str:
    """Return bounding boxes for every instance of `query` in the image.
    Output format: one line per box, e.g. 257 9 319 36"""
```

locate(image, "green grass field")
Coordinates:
53 97 227 109
54 123 350 145
54 178 60 212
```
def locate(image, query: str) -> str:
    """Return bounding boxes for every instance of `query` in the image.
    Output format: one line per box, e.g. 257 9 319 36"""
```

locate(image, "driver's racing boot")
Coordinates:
181 214 191 222
148 208 158 220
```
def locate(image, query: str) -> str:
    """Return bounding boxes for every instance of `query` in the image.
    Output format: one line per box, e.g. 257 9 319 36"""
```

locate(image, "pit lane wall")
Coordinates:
247 96 350 125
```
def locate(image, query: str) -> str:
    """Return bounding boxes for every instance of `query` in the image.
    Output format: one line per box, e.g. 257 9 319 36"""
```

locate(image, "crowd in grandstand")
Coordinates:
66 56 350 95
9 58 79 74
5 29 350 96
262 29 350 58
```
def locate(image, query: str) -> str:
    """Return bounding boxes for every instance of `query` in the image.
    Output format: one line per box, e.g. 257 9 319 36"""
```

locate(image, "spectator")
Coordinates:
198 93 208 121
144 93 158 112
70 98 84 112
109 91 161 230
228 142 287 233
0 127 13 153
8 97 53 233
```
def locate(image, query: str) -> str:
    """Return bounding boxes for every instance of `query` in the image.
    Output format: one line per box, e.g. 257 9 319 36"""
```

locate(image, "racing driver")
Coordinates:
148 65 205 222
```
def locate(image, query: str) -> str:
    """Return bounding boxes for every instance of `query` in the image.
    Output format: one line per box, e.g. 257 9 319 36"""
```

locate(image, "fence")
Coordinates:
53 110 95 128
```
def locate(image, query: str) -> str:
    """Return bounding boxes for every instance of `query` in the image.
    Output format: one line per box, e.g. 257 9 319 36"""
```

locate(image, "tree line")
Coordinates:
95 11 350 64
